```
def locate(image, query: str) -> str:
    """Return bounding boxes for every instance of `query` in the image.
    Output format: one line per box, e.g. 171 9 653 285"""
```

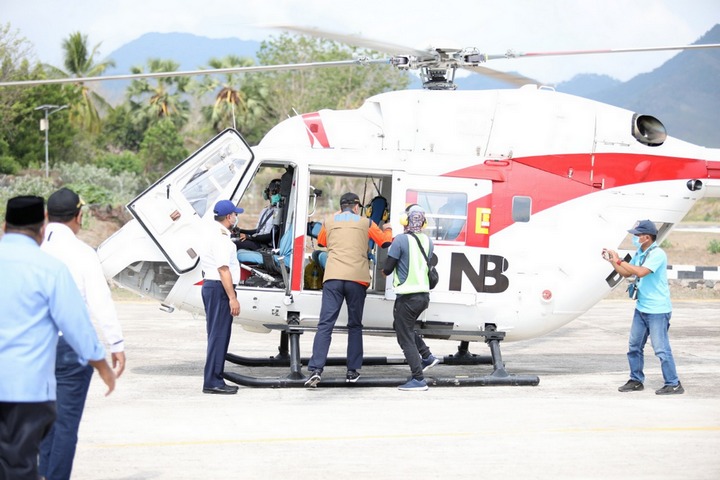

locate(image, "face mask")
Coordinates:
631 235 642 248
232 215 240 229
270 193 281 205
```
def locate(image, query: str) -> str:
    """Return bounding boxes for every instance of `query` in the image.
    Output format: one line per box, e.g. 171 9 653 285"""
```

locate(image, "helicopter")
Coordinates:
6 28 719 387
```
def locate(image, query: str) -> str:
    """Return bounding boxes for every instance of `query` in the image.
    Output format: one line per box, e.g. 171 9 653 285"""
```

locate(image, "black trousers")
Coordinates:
393 292 431 380
0 401 56 480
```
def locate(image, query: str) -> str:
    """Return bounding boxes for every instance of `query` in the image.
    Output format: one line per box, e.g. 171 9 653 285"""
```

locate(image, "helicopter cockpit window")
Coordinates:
180 156 249 216
407 190 467 241
512 196 532 222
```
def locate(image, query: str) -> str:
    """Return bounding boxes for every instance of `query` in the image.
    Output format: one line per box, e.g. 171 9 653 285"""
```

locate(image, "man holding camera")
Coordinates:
604 219 683 395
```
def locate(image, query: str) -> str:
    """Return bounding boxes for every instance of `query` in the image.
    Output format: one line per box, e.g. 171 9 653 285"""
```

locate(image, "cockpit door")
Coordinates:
127 129 254 273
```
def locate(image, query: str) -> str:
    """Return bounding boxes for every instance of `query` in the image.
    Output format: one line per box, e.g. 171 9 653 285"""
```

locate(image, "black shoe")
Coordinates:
203 384 238 394
346 370 361 383
656 382 684 395
304 370 322 388
618 379 644 392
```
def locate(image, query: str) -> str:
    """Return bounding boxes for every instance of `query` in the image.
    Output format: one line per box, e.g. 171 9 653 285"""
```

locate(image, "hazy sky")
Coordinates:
3 0 719 84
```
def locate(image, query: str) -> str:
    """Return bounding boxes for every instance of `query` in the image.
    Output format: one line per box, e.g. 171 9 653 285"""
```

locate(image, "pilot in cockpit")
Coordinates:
232 179 281 251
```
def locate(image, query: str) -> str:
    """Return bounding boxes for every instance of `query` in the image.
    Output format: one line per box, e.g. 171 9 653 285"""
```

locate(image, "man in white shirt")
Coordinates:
199 199 243 394
39 187 126 480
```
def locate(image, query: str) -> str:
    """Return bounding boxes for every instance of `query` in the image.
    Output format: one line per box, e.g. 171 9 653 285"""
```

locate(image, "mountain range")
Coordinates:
100 26 720 147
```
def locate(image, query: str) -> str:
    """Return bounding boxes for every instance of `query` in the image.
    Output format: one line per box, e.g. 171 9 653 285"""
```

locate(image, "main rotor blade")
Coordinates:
501 43 720 59
460 65 538 86
272 25 430 56
0 58 390 88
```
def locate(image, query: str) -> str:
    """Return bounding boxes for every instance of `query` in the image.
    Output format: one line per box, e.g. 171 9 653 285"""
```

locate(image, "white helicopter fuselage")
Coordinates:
98 86 720 343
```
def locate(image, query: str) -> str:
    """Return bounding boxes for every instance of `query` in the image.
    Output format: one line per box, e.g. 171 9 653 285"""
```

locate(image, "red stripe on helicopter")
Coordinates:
292 235 305 290
445 152 711 237
302 113 330 148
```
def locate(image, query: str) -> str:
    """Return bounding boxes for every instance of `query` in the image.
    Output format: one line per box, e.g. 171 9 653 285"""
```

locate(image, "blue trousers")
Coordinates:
308 280 367 372
627 309 680 386
202 280 234 389
38 336 94 480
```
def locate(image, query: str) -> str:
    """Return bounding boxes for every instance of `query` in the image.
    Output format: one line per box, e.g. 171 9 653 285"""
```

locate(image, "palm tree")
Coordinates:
126 59 190 130
45 31 115 133
193 55 265 132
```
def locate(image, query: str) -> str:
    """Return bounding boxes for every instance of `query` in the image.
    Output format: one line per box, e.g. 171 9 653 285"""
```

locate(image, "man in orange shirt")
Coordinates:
304 192 392 387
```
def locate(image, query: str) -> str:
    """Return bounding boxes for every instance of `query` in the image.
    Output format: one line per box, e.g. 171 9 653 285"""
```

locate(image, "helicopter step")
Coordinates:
225 330 494 367
223 323 539 388
225 350 493 367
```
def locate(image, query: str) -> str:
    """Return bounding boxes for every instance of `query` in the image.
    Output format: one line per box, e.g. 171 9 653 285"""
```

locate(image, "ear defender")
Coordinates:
400 204 427 228
263 179 282 201
365 196 390 222
399 203 416 226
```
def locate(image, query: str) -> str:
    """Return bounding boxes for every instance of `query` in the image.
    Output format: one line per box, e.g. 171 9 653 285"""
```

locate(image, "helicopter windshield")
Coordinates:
181 154 248 217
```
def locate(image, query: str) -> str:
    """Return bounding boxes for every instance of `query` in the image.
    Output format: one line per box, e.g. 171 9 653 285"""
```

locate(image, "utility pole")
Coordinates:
35 104 68 177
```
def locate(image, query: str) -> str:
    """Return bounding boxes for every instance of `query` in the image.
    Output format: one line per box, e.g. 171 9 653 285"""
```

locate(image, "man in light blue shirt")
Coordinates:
604 219 683 396
0 195 115 479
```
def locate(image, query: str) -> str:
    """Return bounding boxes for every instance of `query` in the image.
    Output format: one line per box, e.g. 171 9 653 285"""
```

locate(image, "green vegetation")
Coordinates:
0 22 410 219
684 198 720 223
708 239 720 255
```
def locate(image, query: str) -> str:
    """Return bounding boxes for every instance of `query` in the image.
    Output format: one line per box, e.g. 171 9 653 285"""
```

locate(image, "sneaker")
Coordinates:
655 382 684 395
618 379 644 392
398 378 429 391
304 370 321 388
421 355 440 372
346 370 361 383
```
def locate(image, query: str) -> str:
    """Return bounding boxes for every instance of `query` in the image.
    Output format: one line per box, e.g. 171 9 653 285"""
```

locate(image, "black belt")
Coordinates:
203 280 237 287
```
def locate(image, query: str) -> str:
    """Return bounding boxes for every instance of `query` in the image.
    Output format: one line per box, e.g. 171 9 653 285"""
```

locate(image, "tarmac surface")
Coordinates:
72 299 720 479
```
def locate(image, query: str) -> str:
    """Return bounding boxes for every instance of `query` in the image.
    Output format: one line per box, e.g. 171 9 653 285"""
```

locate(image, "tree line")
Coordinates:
0 23 409 209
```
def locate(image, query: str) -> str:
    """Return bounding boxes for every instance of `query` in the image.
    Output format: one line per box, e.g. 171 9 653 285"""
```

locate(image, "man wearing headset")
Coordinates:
304 192 392 387
382 204 439 391
234 179 281 251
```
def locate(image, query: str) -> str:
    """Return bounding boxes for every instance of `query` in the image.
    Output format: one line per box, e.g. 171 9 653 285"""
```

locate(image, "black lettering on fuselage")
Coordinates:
449 253 510 293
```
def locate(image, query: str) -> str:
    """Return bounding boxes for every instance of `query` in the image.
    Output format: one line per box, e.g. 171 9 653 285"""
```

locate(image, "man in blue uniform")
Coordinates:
0 195 115 479
199 199 243 394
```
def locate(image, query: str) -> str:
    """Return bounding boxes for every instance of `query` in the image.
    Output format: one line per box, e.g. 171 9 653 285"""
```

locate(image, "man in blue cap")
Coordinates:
604 219 683 395
198 199 243 394
0 195 115 479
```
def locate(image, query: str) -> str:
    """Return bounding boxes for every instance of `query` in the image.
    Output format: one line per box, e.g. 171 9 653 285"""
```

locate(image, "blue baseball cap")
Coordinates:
213 200 243 216
628 219 657 236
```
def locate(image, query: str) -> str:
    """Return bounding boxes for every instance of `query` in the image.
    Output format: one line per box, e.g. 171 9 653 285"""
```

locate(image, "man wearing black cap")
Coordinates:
38 187 127 479
304 192 392 387
0 196 115 479
198 199 243 394
604 219 683 395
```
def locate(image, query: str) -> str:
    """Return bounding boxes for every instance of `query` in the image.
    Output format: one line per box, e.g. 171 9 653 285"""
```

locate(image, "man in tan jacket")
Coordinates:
305 192 392 387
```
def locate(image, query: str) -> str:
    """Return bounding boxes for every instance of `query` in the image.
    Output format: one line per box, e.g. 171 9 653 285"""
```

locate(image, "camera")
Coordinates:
627 281 639 300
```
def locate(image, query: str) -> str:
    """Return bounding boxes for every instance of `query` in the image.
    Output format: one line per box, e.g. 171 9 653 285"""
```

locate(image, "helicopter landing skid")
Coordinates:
223 325 539 388
223 371 539 388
